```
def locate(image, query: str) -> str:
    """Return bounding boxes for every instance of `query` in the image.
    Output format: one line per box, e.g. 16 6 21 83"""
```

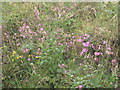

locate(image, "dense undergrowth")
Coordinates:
2 2 119 88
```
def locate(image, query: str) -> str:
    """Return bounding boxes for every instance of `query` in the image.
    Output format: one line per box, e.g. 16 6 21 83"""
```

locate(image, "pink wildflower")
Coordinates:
85 55 89 58
103 41 107 44
83 34 90 39
80 52 83 55
20 34 23 37
35 33 38 36
76 85 83 88
76 39 82 42
111 60 117 64
20 60 23 63
72 36 75 38
18 30 22 32
58 64 65 68
79 36 82 38
23 36 26 38
107 48 111 50
21 56 24 58
17 43 20 46
83 37 87 39
91 44 95 48
94 58 98 61
58 13 61 17
28 58 31 61
33 9 37 13
54 7 57 11
75 86 78 88
57 29 61 32
43 31 46 34
25 49 29 52
79 85 83 88
66 56 69 58
38 48 41 51
4 33 7 35
61 64 65 67
29 31 33 33
82 48 88 52
40 28 44 31
106 51 113 55
38 24 42 26
70 41 73 44
94 52 101 56
26 26 30 28
30 37 33 39
58 64 62 68
82 42 90 47
84 34 90 37
66 7 70 11
58 43 61 46
117 75 120 77
64 70 67 73
79 63 82 66
98 45 102 50
65 42 68 45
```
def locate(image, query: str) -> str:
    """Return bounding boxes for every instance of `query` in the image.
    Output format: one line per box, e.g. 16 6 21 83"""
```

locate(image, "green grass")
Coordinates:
2 2 119 88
